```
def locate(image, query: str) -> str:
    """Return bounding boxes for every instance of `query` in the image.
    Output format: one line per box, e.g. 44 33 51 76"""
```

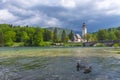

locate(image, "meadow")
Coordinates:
0 47 120 80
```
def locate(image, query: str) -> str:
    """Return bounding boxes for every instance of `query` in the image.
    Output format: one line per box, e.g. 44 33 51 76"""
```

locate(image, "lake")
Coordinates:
0 47 120 80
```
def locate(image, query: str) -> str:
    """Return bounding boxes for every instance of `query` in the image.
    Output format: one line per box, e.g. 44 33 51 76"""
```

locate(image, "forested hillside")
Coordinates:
0 24 72 47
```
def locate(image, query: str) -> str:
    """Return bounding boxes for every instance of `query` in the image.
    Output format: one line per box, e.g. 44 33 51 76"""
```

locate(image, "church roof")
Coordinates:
75 34 81 39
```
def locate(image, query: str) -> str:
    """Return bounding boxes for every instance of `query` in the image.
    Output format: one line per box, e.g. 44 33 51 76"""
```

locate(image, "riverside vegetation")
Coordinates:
0 24 120 47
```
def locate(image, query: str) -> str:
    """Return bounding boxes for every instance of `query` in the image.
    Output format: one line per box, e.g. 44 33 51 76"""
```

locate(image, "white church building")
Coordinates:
73 23 87 42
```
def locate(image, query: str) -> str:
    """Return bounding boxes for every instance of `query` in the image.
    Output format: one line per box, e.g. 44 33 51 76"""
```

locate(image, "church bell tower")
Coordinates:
82 22 87 39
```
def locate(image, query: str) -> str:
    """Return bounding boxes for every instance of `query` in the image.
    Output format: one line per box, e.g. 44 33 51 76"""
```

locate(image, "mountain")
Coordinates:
45 27 74 39
46 27 73 35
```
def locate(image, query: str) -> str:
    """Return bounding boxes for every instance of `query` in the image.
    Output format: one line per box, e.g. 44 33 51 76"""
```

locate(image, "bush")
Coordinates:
113 43 120 47
13 42 24 47
95 43 106 47
38 42 52 46
5 41 14 46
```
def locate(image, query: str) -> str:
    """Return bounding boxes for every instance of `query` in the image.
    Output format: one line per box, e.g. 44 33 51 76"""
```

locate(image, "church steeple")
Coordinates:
82 22 86 28
82 22 87 39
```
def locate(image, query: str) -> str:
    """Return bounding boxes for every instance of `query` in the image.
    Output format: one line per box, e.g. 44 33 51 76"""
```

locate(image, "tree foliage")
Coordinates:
4 31 16 46
33 28 43 46
53 28 59 42
69 30 74 41
88 27 120 42
43 29 53 41
97 29 109 41
1 24 120 47
0 30 4 46
61 30 68 42
0 24 70 46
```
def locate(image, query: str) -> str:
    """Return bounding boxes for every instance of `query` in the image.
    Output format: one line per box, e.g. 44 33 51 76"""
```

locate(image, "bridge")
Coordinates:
83 40 120 47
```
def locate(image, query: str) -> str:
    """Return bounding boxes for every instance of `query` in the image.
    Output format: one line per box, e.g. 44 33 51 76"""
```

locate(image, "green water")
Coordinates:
0 47 120 80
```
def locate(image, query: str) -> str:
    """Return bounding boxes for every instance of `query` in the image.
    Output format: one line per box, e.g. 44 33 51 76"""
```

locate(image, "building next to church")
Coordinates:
71 23 87 42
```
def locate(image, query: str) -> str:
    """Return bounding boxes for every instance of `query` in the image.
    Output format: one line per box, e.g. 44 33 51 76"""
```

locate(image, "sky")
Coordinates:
0 0 120 32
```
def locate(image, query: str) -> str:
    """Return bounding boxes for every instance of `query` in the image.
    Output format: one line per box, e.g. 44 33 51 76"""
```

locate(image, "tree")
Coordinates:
115 30 120 40
53 28 59 42
92 33 98 41
43 29 53 41
108 31 117 40
85 33 91 42
26 27 35 46
0 29 4 46
21 31 29 42
61 30 68 42
69 30 74 41
4 31 16 46
33 28 44 46
97 29 109 41
86 33 97 42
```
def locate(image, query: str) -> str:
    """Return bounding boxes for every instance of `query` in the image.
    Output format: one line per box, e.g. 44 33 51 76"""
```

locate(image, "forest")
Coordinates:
0 24 73 47
0 24 120 47
86 27 120 42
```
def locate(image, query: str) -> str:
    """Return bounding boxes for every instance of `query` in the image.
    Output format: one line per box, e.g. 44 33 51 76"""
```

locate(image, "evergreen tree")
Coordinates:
43 29 53 41
53 28 59 42
69 30 74 41
61 30 67 42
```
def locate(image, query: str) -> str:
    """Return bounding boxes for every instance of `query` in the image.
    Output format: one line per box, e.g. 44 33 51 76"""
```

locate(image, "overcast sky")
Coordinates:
0 0 120 32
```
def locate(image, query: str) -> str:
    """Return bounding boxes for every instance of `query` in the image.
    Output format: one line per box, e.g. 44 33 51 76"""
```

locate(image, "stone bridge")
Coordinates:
83 40 120 47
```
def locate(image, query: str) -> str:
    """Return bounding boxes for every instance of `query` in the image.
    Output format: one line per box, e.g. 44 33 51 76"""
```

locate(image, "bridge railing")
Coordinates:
84 40 120 43
83 40 120 47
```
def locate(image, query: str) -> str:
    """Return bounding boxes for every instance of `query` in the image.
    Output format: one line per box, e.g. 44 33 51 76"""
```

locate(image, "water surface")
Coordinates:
0 47 120 80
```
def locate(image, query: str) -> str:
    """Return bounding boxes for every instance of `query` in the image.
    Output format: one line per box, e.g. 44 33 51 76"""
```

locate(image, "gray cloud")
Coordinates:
0 0 120 32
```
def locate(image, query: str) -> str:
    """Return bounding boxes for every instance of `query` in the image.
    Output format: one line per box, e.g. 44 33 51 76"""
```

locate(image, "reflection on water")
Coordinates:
0 47 120 80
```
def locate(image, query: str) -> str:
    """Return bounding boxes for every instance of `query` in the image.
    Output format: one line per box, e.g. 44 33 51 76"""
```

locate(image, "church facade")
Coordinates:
72 23 87 42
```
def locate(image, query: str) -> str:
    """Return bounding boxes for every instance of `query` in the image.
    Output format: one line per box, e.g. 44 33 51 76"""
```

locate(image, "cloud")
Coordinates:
0 0 120 32
14 14 41 26
91 0 120 16
0 9 18 23
60 0 76 8
95 0 120 10
46 18 61 27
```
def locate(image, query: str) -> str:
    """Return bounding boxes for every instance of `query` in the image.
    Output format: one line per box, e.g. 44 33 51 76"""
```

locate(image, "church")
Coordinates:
72 23 87 42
